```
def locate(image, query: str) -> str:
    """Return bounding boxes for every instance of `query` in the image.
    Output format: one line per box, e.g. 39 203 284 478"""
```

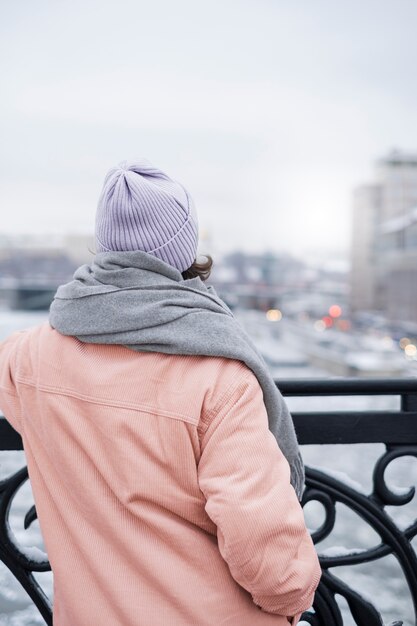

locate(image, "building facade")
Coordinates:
350 150 417 323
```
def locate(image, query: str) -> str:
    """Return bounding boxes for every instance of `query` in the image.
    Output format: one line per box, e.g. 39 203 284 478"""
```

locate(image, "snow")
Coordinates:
6 526 48 565
15 546 48 564
0 311 47 342
0 604 47 625
387 484 412 497
307 465 368 495
319 545 366 558
346 351 405 373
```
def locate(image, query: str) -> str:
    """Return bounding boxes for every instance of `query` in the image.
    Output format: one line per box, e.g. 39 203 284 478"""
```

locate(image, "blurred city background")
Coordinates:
1 2 417 625
1 1 417 380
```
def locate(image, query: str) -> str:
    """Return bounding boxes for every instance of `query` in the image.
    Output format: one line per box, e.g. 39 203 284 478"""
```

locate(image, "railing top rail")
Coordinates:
2 378 417 451
276 377 417 396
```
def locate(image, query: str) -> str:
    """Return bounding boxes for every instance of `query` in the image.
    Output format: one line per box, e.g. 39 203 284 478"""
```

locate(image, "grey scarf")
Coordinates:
49 250 304 499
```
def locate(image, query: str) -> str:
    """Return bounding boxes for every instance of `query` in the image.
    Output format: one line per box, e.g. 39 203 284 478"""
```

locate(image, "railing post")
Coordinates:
401 390 417 412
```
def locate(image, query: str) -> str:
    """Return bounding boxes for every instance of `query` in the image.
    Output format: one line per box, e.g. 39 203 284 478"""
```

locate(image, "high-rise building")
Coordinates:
350 183 382 312
350 150 417 322
376 150 417 222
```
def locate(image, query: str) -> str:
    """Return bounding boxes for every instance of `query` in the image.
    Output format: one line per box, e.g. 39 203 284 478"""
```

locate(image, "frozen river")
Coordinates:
0 310 416 625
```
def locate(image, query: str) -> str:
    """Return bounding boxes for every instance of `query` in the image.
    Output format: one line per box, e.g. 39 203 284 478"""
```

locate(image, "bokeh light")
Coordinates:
322 316 333 328
266 309 282 322
399 337 411 349
329 304 342 318
404 344 417 357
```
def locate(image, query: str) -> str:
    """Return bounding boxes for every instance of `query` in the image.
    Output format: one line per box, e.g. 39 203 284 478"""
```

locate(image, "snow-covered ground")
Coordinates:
0 309 416 625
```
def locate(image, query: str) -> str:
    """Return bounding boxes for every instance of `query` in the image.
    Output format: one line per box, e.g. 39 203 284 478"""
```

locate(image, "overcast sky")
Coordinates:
1 0 417 258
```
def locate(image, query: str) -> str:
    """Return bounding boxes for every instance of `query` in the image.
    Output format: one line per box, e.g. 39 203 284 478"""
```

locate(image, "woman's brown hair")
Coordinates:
181 255 213 282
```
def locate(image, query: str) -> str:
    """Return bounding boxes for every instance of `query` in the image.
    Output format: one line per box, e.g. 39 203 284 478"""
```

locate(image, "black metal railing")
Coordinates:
1 378 416 626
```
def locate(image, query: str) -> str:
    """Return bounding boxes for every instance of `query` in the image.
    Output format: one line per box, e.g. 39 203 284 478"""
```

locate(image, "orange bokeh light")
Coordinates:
322 316 333 328
337 319 351 331
329 304 342 318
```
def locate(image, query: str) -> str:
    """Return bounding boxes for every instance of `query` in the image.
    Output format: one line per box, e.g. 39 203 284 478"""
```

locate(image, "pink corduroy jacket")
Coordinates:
0 322 321 626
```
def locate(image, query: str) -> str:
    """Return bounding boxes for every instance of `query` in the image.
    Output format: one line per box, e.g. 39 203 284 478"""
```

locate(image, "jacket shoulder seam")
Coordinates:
16 378 198 425
198 365 252 436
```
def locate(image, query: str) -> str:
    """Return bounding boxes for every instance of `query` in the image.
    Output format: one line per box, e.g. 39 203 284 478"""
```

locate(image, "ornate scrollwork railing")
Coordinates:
0 465 52 625
301 453 417 626
0 378 416 626
279 378 417 626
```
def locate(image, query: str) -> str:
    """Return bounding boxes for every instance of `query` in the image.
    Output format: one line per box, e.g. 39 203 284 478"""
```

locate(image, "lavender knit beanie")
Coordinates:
95 159 199 272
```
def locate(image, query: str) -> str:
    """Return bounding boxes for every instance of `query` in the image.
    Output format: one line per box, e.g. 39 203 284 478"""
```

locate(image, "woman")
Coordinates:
0 160 321 625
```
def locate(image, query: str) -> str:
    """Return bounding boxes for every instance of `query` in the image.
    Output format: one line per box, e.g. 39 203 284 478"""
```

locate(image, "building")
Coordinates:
350 183 382 311
376 151 417 222
210 250 306 311
350 150 417 323
378 206 417 324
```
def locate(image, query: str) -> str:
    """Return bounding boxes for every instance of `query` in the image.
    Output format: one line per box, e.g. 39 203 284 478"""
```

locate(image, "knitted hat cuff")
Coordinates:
96 210 198 273
151 215 198 272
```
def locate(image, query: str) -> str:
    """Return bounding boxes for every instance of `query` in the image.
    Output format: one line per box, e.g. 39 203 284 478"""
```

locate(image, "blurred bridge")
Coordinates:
0 249 77 311
0 278 61 311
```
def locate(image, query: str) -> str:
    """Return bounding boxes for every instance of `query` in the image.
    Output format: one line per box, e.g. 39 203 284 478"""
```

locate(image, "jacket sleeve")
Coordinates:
0 331 26 435
197 366 321 619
